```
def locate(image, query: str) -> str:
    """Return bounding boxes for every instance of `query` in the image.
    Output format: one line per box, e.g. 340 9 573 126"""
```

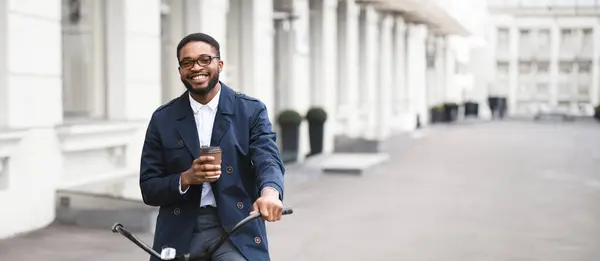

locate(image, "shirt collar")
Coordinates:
189 88 221 114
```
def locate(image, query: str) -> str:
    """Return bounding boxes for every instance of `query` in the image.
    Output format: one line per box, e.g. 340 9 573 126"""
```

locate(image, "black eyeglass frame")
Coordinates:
179 55 220 69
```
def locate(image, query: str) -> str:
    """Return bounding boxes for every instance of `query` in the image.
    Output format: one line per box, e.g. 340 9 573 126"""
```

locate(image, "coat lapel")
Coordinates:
211 83 235 147
174 92 201 159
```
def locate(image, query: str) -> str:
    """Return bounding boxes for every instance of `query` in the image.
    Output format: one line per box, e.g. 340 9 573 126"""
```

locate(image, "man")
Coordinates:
139 32 285 261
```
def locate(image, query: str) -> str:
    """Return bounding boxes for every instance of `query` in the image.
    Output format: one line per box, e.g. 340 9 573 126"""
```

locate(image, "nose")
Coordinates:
190 61 203 71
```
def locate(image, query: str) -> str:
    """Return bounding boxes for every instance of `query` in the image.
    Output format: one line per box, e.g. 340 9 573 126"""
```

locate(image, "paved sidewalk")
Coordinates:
1 121 599 261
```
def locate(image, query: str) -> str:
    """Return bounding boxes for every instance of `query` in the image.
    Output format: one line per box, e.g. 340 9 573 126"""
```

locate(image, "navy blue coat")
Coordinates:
139 83 285 261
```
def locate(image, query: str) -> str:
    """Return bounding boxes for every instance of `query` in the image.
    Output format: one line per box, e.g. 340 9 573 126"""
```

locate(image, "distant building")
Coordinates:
487 0 600 116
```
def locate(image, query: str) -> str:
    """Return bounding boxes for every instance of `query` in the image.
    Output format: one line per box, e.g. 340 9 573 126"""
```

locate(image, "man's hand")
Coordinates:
250 188 283 222
180 156 221 191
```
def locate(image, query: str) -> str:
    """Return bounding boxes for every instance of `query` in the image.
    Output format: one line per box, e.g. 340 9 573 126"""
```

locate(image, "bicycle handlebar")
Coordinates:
112 207 293 261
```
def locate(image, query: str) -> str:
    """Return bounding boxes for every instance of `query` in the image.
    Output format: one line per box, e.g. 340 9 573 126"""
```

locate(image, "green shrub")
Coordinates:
305 107 327 124
277 109 303 126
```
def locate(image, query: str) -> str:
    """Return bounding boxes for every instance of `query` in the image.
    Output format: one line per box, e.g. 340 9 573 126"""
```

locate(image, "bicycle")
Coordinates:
112 207 294 261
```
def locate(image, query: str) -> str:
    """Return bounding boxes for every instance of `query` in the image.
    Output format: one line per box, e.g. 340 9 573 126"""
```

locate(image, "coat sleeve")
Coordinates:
248 103 285 201
139 113 189 206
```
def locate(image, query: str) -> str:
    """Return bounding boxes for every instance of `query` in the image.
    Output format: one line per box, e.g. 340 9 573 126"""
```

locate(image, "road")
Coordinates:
1 120 599 261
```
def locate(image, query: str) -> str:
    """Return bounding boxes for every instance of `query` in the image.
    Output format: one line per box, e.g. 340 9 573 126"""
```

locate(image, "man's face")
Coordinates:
178 41 223 95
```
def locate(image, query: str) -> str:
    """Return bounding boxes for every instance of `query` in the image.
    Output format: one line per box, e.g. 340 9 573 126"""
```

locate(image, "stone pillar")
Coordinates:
336 0 360 138
435 36 446 106
392 16 408 131
0 0 63 129
161 0 186 103
358 5 379 140
406 24 428 128
309 0 337 153
274 0 311 162
590 24 599 106
105 0 162 120
549 23 560 107
508 26 519 115
377 14 394 139
237 0 275 119
425 33 437 108
444 37 456 105
183 0 229 82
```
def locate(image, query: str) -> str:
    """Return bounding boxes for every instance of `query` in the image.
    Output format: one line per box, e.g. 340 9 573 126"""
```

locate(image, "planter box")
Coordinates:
279 124 300 163
307 122 324 156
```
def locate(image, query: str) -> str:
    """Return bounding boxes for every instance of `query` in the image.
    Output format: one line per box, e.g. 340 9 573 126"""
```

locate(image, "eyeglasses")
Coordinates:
179 54 220 69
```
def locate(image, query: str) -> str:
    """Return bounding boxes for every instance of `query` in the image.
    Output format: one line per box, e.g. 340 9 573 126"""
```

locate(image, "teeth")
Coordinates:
192 75 207 80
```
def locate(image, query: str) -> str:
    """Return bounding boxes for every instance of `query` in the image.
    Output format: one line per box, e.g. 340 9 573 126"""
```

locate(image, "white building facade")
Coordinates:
0 0 488 239
486 0 600 116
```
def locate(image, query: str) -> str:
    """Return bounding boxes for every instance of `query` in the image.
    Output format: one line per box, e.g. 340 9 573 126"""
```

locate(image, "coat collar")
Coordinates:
174 82 234 159
175 82 236 120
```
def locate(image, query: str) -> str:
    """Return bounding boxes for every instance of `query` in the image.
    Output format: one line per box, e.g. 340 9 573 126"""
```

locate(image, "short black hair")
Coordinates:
176 32 220 61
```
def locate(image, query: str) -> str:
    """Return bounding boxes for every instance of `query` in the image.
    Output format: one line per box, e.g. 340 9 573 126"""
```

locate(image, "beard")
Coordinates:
182 71 220 96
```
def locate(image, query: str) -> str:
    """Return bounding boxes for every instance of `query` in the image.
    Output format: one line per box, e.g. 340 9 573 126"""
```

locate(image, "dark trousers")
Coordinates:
189 207 248 261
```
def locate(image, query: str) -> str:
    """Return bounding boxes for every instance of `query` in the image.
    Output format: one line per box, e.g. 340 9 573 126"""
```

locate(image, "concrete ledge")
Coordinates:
320 153 390 175
55 191 158 233
333 135 382 153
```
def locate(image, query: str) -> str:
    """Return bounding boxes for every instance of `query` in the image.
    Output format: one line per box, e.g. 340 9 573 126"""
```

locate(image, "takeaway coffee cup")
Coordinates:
200 146 222 178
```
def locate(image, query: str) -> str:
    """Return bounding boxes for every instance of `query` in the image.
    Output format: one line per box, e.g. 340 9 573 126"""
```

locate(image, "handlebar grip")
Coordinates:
112 223 123 233
282 208 293 215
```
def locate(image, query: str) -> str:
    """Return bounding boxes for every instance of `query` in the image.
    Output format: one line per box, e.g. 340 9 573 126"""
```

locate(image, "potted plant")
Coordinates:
443 102 459 122
429 104 445 123
305 107 328 156
464 100 479 117
276 109 303 163
594 104 600 122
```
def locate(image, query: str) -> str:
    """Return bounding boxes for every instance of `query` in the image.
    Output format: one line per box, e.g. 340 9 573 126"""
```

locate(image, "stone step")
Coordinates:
320 153 390 175
55 191 157 234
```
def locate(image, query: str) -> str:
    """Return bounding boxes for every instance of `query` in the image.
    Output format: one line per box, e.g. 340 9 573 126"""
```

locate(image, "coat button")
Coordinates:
177 140 183 146
226 166 234 174
173 208 180 215
236 202 244 209
254 236 261 244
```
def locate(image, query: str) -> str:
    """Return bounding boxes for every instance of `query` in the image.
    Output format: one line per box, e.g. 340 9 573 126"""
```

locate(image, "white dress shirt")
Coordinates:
178 89 221 207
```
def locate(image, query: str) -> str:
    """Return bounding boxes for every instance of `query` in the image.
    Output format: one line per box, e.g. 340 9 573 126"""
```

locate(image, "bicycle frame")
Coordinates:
112 207 293 261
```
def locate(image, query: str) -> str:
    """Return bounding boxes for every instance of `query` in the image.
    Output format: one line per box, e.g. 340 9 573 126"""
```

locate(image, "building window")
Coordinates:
61 0 107 121
536 62 549 73
497 28 509 50
578 61 591 73
537 29 551 49
519 62 532 74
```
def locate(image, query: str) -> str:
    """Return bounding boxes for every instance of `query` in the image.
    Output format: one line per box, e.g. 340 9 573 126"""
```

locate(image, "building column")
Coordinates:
435 36 446 106
406 24 428 128
309 0 337 153
105 0 162 120
591 23 600 106
377 14 394 139
161 0 186 103
549 23 560 108
336 0 360 138
183 0 229 81
0 0 63 129
425 33 437 108
234 0 275 119
274 0 311 162
358 5 379 140
444 37 456 106
392 16 408 131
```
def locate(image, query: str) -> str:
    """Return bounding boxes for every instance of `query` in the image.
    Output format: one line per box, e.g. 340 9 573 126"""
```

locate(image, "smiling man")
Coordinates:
139 32 285 261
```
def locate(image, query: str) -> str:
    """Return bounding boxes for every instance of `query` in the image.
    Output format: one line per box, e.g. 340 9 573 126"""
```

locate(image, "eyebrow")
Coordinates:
181 54 212 60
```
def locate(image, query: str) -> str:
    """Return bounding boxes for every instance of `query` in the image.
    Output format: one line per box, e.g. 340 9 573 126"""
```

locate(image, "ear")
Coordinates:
218 60 224 73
